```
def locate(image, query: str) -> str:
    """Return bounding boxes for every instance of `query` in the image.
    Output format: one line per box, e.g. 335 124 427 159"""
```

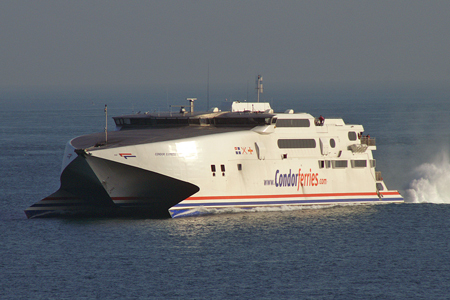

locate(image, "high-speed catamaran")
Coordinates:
25 95 403 218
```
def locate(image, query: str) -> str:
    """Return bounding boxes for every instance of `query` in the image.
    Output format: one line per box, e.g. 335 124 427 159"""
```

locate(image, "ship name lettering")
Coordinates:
274 169 325 189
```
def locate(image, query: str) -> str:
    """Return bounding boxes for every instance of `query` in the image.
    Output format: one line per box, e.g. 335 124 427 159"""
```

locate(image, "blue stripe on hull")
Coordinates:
172 197 402 208
169 197 403 218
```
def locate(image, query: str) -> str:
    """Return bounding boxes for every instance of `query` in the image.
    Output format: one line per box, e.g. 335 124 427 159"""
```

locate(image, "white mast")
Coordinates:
186 98 197 113
256 75 263 102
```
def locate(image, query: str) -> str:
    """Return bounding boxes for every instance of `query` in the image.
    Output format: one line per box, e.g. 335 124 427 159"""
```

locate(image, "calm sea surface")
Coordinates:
1 86 450 299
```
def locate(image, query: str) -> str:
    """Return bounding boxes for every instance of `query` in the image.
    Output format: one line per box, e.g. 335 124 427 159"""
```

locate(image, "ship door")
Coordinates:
255 142 266 160
319 138 330 156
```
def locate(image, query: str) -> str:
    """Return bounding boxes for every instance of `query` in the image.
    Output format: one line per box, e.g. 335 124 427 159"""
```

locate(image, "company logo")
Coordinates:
119 153 136 159
272 169 327 190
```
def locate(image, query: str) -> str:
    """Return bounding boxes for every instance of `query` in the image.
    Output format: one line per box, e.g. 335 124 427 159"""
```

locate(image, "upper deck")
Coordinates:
112 111 276 129
113 101 276 130
73 101 370 151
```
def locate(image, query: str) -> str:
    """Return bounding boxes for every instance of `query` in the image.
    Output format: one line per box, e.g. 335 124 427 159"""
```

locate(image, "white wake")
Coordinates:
173 203 367 218
404 150 450 203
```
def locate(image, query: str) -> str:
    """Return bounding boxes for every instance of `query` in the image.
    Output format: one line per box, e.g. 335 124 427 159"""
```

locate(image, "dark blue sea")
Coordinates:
1 84 450 299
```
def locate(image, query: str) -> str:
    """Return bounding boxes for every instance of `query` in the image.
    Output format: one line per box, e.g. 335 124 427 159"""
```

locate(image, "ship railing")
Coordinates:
349 144 368 153
361 136 376 146
375 171 383 181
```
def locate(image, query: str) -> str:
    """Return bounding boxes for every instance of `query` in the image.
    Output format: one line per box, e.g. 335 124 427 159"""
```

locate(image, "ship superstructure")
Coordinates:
25 100 403 218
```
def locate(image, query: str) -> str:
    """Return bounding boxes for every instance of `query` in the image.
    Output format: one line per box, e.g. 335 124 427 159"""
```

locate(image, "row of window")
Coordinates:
114 116 275 127
209 160 374 178
114 117 190 126
277 138 336 149
210 164 243 177
278 139 316 149
211 164 226 176
319 159 376 169
116 117 362 148
276 119 310 128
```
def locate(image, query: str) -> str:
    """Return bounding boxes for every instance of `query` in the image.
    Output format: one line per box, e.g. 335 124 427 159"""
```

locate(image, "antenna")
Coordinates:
256 75 263 102
207 63 210 110
104 104 108 144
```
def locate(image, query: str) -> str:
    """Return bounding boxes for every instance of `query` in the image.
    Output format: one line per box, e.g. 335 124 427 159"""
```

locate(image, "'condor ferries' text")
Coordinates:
275 169 326 191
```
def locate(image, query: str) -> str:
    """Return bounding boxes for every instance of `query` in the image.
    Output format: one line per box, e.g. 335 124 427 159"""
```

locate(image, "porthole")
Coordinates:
330 139 336 148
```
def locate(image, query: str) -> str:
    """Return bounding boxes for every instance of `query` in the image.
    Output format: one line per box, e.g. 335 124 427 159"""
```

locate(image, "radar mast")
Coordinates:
256 75 263 102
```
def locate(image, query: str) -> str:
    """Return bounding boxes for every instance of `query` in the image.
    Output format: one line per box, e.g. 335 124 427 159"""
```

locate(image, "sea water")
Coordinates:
1 85 450 299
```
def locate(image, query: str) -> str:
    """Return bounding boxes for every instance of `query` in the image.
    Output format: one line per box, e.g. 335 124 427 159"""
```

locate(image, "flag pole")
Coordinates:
104 104 108 144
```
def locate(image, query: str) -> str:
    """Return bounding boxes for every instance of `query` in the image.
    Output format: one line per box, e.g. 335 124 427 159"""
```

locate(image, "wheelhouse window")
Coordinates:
278 139 316 149
276 119 310 127
348 132 357 141
214 117 267 126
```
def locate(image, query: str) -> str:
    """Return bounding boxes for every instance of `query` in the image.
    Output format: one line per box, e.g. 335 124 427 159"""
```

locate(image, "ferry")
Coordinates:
25 95 403 218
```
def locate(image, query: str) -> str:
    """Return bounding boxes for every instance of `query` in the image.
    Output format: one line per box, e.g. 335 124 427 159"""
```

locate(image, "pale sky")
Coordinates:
1 0 450 90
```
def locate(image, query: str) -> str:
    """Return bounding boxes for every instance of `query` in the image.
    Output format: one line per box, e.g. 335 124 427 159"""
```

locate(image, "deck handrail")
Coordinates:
361 136 376 146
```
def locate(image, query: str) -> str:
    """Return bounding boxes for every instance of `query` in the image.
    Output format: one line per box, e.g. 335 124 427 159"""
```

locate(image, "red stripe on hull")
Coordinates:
185 191 401 201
